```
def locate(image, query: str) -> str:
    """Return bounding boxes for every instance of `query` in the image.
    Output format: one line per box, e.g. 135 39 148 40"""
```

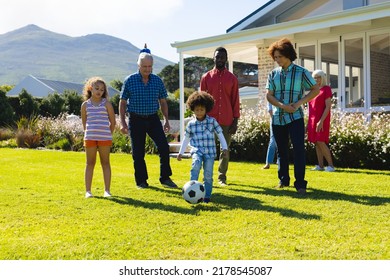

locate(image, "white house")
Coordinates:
172 0 390 138
7 74 119 97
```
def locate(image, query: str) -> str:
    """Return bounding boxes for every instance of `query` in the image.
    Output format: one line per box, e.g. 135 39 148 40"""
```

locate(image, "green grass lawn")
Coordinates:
0 148 389 260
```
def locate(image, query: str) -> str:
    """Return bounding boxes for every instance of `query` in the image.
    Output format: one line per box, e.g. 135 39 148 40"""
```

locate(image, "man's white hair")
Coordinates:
137 52 153 66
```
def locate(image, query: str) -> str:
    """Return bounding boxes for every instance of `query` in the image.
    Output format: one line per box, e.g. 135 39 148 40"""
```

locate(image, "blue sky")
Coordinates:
0 0 268 62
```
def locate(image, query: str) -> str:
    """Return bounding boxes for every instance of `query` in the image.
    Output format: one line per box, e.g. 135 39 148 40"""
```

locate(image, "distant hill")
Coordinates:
0 24 174 85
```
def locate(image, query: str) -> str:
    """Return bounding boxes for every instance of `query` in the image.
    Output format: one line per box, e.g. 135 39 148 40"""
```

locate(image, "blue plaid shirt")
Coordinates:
266 63 316 125
185 115 223 158
120 71 168 115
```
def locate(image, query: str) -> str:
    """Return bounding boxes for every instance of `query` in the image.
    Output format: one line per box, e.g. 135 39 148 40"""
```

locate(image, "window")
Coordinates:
344 38 364 108
298 45 315 72
370 33 390 107
321 41 339 108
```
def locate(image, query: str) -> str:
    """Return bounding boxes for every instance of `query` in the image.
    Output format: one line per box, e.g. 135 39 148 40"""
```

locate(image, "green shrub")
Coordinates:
0 127 14 141
15 115 42 148
229 107 390 170
46 138 72 151
111 129 131 153
230 107 270 162
0 90 15 126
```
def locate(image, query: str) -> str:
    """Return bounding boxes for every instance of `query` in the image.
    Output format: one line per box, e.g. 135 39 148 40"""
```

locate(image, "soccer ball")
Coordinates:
182 180 205 204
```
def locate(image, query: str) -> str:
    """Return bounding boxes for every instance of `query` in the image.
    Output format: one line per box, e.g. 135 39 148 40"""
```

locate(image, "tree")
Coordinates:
110 93 120 115
18 89 39 118
158 56 213 94
63 90 83 116
159 64 179 93
110 79 123 92
39 92 65 117
0 89 15 125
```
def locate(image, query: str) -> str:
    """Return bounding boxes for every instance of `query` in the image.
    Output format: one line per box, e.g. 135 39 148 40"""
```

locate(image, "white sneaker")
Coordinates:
325 166 335 172
311 165 324 171
85 191 93 198
104 191 112 197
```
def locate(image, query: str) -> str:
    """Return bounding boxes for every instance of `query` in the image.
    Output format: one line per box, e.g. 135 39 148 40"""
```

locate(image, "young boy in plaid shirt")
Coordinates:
177 91 227 203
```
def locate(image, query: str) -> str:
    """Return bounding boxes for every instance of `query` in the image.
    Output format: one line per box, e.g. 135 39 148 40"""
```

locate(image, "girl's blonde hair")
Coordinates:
312 69 327 87
83 77 109 100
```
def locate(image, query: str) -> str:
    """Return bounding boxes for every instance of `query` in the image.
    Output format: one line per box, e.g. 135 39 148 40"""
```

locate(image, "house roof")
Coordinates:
226 0 279 33
171 2 390 64
7 75 120 98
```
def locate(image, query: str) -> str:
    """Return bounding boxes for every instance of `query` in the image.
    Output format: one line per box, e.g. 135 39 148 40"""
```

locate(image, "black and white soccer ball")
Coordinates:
182 180 205 204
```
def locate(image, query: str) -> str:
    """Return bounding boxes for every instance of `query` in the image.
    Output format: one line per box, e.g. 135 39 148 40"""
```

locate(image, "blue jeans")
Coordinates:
190 153 214 198
272 118 307 190
266 125 277 165
129 114 172 185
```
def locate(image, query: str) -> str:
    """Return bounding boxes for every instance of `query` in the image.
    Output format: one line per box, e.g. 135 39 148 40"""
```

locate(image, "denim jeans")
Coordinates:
266 125 278 165
272 118 307 190
129 114 172 185
190 153 215 198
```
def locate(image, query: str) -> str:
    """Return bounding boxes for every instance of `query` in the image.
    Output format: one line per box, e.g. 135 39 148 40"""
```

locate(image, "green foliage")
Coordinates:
328 111 390 169
230 109 270 162
110 79 123 92
0 127 14 141
159 56 213 92
46 138 72 151
39 91 82 117
167 95 180 120
173 87 196 118
63 90 83 115
17 89 39 118
230 108 390 170
110 93 120 115
37 114 84 151
159 64 179 93
39 92 65 117
173 87 196 102
0 148 389 259
111 129 131 153
0 89 15 125
15 115 42 148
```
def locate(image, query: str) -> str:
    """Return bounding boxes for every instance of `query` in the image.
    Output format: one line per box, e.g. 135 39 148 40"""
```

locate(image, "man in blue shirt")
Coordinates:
119 50 177 189
266 38 319 195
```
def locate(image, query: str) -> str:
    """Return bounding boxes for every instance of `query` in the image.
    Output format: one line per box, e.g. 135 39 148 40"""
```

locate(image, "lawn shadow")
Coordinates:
94 194 207 215
335 169 390 175
230 184 390 206
210 192 320 220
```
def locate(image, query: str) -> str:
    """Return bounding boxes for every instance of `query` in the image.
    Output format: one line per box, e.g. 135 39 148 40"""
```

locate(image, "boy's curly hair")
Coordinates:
186 91 215 113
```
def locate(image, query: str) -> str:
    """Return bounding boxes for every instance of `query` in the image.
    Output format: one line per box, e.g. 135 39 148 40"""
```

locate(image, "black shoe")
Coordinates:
297 188 306 195
161 178 178 188
137 182 149 189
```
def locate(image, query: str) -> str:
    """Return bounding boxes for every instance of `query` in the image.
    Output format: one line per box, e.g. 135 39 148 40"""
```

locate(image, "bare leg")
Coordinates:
315 142 324 168
317 141 334 167
98 146 111 192
85 146 97 193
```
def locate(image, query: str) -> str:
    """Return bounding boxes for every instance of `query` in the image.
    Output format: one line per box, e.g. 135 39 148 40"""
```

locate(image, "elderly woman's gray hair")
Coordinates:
312 69 327 87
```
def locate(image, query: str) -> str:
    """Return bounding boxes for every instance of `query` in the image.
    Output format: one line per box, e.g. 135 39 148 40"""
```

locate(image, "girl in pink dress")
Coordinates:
307 70 335 172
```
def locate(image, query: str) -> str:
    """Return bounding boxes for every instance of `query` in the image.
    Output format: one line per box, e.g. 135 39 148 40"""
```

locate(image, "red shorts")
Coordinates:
84 140 112 148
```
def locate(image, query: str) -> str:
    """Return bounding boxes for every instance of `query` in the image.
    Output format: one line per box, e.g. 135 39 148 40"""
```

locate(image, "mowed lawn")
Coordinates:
0 148 389 260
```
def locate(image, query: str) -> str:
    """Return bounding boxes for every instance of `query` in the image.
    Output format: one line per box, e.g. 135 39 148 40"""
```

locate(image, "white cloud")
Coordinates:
0 0 183 36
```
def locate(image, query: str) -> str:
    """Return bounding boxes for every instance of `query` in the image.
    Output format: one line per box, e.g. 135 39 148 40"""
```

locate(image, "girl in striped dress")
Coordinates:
81 77 116 198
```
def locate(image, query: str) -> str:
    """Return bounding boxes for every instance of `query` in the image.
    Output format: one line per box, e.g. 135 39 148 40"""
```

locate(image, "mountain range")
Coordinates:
0 24 174 85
